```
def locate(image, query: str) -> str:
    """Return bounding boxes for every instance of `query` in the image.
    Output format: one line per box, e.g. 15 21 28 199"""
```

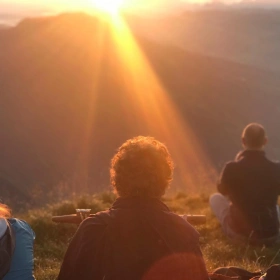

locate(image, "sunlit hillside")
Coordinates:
1 13 280 207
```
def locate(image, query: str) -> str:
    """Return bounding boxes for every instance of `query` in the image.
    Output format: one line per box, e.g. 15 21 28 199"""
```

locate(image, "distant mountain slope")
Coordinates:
128 9 280 72
0 23 10 29
1 13 280 204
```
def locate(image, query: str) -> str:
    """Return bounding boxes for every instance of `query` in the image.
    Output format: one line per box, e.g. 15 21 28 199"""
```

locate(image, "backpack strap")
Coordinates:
6 220 15 256
0 219 16 279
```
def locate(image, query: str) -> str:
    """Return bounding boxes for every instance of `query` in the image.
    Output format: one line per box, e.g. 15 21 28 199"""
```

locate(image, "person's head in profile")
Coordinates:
110 135 174 199
242 123 267 150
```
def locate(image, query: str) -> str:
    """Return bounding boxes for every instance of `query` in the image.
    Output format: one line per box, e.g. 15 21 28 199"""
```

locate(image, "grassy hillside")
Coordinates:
20 192 280 279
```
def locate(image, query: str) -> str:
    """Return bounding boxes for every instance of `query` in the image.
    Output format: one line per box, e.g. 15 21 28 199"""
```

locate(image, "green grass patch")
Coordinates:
17 193 280 279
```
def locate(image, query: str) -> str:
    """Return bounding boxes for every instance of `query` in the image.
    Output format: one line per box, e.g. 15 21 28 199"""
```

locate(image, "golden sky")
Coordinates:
1 0 248 13
0 0 169 13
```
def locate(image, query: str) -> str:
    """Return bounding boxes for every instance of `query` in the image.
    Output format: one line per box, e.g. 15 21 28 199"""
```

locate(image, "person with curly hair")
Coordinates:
110 136 173 198
58 136 209 280
0 203 35 280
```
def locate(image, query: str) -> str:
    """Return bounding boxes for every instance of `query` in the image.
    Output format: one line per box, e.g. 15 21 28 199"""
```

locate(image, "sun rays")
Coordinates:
46 3 217 192
98 15 217 191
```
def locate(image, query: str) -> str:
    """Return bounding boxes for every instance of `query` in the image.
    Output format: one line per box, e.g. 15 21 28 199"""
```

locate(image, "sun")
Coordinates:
90 0 124 15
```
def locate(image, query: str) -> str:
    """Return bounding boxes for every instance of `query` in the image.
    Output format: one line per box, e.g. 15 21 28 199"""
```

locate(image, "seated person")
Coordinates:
210 123 280 245
0 203 36 280
58 136 209 280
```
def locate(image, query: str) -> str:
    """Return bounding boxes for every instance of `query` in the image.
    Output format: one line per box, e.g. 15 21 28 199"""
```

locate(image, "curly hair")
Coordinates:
0 203 11 218
110 136 174 198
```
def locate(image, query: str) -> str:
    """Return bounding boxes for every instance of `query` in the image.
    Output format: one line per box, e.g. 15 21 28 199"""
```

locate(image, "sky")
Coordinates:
0 0 280 18
1 0 280 11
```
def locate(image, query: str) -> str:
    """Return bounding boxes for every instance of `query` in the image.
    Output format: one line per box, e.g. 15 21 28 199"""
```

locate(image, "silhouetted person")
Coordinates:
58 136 209 280
210 123 280 245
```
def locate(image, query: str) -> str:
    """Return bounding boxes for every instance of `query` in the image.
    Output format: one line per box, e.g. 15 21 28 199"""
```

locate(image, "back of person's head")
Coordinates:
110 136 174 198
0 203 11 219
242 123 267 150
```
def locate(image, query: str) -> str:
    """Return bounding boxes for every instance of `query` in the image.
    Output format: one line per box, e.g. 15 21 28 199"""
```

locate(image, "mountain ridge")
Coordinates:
1 13 280 205
128 9 280 73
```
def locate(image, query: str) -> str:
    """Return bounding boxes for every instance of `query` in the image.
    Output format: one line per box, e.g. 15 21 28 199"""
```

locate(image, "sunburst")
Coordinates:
90 0 124 15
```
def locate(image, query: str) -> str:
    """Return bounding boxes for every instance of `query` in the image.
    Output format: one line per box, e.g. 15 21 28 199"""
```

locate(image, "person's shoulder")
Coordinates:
73 212 109 243
8 218 35 238
165 212 200 239
78 211 110 230
221 152 242 167
222 160 238 173
266 158 280 173
224 161 237 167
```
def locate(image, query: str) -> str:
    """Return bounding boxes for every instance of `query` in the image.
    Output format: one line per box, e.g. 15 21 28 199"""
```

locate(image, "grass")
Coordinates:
18 192 280 279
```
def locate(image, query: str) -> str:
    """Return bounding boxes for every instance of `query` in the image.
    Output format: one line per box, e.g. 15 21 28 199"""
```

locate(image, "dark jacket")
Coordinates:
218 150 280 238
57 197 208 280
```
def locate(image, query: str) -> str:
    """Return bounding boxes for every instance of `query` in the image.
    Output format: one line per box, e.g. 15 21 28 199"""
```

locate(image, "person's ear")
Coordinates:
264 137 268 146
